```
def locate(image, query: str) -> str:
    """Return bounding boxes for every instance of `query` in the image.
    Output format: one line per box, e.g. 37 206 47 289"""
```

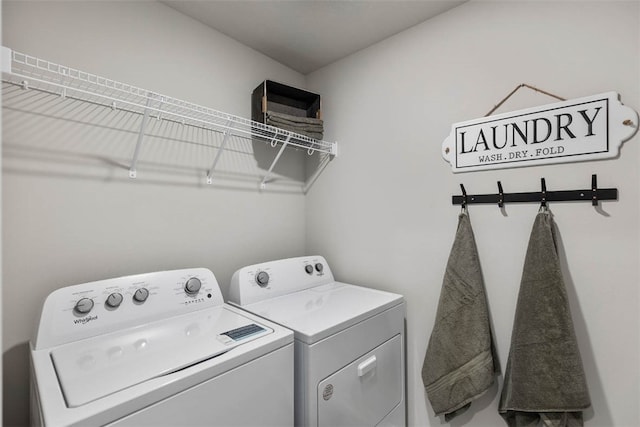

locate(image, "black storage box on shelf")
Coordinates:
252 80 323 142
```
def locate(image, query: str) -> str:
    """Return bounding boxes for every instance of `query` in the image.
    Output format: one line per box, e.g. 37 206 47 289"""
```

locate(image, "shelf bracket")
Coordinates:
129 94 155 178
206 121 234 184
260 134 292 189
1 46 12 73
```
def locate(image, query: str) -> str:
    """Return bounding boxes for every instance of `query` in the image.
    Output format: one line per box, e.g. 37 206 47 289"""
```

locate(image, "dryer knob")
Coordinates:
74 297 94 315
133 288 149 303
184 277 202 294
256 271 270 287
315 263 324 273
305 265 314 275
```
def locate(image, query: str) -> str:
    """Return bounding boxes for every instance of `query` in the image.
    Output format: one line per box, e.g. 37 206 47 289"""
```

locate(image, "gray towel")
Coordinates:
499 210 590 426
266 110 324 126
266 110 324 140
422 212 498 420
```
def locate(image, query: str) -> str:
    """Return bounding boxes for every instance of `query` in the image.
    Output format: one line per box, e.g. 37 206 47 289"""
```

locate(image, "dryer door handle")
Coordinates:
357 355 377 377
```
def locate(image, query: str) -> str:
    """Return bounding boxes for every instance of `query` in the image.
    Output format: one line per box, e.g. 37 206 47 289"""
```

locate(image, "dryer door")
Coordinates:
317 334 402 426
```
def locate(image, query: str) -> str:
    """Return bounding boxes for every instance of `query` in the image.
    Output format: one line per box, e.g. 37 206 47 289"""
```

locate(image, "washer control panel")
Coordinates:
34 268 224 349
229 255 334 305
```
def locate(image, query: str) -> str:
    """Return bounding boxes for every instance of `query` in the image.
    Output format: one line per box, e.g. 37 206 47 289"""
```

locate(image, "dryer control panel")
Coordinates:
229 255 334 305
33 268 224 350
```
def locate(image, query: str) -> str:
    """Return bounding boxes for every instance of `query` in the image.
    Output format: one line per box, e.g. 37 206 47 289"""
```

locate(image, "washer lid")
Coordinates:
50 306 272 408
241 282 403 344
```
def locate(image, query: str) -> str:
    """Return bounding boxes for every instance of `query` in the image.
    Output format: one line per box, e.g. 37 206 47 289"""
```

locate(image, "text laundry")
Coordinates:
458 107 601 154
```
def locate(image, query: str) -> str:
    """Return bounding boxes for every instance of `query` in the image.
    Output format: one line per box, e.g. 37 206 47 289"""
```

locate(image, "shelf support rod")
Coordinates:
206 121 233 184
129 94 155 178
303 152 332 194
260 134 292 189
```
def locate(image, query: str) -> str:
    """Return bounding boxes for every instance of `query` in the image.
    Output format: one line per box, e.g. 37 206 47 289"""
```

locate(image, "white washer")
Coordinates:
30 268 294 426
229 256 406 427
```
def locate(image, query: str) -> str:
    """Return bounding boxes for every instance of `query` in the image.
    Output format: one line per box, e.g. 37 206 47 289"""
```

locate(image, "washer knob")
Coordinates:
305 265 314 275
184 277 202 295
133 288 149 303
106 292 123 308
315 263 324 273
256 271 270 287
74 297 94 315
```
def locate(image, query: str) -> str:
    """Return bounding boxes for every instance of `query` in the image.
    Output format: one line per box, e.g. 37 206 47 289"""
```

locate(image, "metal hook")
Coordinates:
460 183 468 213
270 129 280 148
497 181 504 208
540 177 547 209
591 174 598 206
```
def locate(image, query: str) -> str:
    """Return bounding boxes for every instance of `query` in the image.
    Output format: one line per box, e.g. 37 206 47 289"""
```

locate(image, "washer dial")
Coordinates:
184 277 202 294
133 288 149 303
106 292 123 308
74 297 94 315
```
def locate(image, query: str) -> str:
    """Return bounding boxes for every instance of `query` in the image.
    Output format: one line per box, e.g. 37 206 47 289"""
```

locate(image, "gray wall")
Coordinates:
2 1 310 425
306 1 639 426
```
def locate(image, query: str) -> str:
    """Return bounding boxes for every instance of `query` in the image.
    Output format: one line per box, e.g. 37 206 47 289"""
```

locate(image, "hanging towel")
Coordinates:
499 210 590 426
422 211 498 420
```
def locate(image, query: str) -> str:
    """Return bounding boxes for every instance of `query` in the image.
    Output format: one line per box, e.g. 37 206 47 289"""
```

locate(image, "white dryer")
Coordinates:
229 256 406 427
30 268 294 426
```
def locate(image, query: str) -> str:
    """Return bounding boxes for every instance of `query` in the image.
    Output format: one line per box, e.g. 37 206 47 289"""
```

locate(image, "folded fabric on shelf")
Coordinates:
266 110 324 126
266 111 324 140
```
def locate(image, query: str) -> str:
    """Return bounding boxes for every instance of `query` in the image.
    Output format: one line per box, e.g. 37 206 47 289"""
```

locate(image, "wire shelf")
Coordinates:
1 46 337 191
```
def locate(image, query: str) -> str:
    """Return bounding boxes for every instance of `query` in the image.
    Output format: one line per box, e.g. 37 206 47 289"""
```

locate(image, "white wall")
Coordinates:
4 1 639 426
2 1 310 425
306 1 639 426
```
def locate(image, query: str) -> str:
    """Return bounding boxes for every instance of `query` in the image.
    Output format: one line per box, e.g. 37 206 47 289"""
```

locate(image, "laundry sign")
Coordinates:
442 92 638 173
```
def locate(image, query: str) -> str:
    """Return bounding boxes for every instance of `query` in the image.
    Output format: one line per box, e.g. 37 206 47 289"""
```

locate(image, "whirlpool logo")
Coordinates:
74 315 98 325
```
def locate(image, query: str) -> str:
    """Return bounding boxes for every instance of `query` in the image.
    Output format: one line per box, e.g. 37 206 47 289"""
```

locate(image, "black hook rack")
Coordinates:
452 174 617 207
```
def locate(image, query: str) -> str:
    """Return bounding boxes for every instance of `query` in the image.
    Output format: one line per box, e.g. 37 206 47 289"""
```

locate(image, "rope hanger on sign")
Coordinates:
485 83 566 117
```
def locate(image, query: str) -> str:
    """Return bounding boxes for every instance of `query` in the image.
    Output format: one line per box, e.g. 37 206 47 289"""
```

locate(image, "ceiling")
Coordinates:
162 1 467 74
